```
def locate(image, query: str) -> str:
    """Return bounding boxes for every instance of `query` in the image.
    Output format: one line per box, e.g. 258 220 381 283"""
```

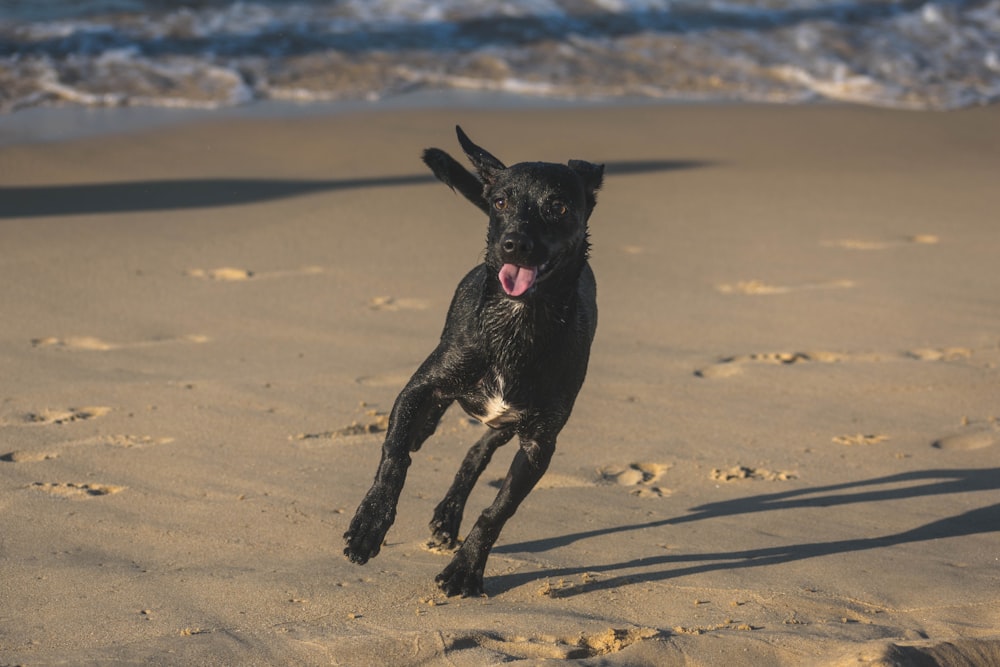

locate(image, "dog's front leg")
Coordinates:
344 381 451 565
430 425 516 548
435 435 555 597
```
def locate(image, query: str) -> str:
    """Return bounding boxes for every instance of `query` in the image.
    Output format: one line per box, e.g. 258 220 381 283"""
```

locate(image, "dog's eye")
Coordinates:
551 201 569 217
493 197 508 211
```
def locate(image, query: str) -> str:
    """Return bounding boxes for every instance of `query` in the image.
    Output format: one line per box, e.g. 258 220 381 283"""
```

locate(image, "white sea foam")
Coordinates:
1 0 998 112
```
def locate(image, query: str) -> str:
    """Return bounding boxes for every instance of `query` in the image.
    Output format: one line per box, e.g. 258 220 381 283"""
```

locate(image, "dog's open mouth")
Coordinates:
498 264 539 297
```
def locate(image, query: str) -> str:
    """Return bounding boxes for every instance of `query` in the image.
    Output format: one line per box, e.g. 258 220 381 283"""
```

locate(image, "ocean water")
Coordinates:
1 0 999 113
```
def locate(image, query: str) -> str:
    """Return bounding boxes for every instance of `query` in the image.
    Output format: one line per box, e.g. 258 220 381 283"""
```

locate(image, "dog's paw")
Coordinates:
343 535 378 565
343 500 394 565
343 528 380 564
427 527 459 551
428 511 462 550
435 557 486 598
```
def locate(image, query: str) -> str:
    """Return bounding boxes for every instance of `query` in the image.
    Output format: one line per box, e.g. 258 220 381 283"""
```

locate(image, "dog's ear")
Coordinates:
568 159 605 213
456 125 506 185
422 148 491 215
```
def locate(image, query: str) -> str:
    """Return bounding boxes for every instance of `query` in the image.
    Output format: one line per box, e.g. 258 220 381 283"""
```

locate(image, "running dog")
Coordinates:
344 126 604 597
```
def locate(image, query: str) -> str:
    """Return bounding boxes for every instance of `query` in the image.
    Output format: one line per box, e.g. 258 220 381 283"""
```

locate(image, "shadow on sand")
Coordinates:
0 159 710 219
491 467 1000 596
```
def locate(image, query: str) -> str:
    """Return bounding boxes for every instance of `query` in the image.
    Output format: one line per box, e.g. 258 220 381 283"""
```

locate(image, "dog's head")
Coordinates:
423 126 603 299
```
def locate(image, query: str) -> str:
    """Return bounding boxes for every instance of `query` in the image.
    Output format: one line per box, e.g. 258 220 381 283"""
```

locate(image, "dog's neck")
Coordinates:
480 259 586 354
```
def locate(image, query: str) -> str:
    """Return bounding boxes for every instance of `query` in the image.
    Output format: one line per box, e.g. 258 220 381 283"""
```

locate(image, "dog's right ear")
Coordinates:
568 159 605 216
422 148 491 215
455 125 506 185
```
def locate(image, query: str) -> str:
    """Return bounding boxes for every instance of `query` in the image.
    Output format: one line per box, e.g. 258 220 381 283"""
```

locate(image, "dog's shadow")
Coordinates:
490 467 1000 596
0 160 710 219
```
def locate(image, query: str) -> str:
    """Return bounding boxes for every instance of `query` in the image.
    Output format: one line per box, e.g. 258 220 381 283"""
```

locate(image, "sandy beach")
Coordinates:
2 102 999 666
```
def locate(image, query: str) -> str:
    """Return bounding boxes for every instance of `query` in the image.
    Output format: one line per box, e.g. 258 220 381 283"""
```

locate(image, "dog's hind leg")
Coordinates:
343 383 451 565
436 434 556 597
429 426 516 548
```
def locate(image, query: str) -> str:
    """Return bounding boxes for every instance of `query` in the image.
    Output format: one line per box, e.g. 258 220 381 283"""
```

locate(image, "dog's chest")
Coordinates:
462 375 523 428
461 296 567 428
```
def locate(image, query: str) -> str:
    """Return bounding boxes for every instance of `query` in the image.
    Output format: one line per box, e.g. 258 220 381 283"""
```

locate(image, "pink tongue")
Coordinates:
499 264 538 297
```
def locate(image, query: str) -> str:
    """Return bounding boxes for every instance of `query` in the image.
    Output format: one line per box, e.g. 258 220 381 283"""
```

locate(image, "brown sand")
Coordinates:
1 103 999 666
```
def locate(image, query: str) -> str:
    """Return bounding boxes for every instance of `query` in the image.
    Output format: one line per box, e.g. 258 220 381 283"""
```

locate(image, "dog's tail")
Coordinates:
422 148 490 216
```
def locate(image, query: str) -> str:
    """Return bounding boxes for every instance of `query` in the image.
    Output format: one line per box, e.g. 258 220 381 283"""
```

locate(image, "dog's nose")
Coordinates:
501 232 533 259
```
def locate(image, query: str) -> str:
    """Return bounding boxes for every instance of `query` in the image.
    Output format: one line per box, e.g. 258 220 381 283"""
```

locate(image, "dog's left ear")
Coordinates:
568 159 605 213
422 148 491 215
456 125 507 185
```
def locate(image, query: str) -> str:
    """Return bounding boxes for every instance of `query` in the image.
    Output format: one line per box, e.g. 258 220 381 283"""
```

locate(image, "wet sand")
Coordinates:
2 102 999 665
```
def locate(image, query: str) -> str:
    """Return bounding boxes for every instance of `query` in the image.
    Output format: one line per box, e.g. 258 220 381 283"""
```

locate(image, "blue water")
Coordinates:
1 0 998 112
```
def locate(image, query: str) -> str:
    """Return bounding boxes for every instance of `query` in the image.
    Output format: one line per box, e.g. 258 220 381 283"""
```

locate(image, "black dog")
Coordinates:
343 126 604 597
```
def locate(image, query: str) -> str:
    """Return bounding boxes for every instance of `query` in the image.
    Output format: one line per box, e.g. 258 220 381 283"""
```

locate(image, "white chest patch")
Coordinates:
479 393 515 426
474 376 522 427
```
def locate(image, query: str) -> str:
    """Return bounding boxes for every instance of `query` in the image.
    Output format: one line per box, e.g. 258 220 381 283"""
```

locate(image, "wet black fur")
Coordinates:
343 126 604 597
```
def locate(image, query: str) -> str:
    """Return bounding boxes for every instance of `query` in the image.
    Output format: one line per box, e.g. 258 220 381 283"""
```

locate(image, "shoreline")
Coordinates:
0 91 628 146
0 91 852 148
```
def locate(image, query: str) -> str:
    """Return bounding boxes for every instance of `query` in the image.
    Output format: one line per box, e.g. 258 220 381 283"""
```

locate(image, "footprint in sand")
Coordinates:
28 481 125 498
185 266 324 282
186 267 254 281
89 434 174 448
368 296 430 311
904 347 973 361
832 434 890 446
710 465 796 482
439 627 661 661
1 450 60 462
695 351 846 377
66 433 173 449
32 334 208 351
1 406 112 426
3 434 172 465
598 462 671 497
822 234 939 250
716 279 855 295
696 346 974 378
292 410 389 441
932 424 998 451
